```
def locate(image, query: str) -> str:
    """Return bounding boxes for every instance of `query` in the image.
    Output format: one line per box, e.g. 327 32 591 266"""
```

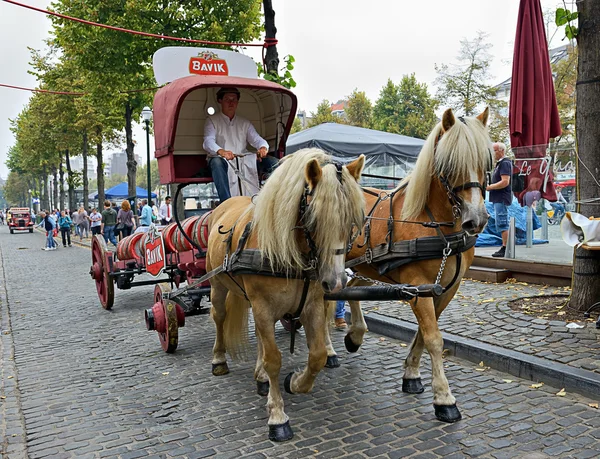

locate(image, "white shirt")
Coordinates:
159 203 172 222
203 112 269 197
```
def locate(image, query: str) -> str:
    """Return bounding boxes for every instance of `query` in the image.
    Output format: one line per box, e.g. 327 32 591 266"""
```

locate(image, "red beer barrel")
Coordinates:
192 211 212 251
162 223 178 254
174 216 200 253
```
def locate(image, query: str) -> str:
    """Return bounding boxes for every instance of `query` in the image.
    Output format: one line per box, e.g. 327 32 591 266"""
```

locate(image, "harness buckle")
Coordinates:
365 248 373 264
222 254 229 271
443 242 452 257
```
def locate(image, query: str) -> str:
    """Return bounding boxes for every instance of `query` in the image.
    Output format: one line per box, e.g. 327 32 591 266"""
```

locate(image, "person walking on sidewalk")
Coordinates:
139 199 153 227
486 142 512 258
39 211 57 251
89 208 102 236
58 211 73 247
101 200 118 248
117 200 136 239
159 196 173 225
334 301 347 329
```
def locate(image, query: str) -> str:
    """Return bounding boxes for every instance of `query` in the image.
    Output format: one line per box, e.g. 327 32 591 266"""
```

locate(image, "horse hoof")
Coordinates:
325 355 340 368
257 380 269 396
268 420 294 442
344 333 360 353
284 372 294 394
434 404 462 423
212 362 229 376
402 378 425 394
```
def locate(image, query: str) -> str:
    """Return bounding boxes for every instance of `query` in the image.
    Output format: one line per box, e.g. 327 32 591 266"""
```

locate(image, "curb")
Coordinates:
351 310 600 400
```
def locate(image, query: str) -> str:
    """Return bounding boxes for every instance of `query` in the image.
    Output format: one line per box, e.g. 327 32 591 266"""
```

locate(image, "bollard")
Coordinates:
526 206 533 248
541 201 549 240
506 217 516 259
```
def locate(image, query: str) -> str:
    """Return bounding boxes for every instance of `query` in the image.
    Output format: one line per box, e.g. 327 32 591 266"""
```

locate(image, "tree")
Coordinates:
372 76 438 138
435 31 499 116
136 160 160 192
308 100 339 127
3 172 30 207
568 2 600 312
553 45 577 141
291 117 303 134
345 89 372 128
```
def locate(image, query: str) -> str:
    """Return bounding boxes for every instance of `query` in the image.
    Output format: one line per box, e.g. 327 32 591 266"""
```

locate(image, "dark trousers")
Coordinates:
60 227 71 246
91 226 101 235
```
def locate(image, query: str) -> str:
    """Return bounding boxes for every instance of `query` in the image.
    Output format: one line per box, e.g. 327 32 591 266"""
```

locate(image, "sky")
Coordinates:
0 0 567 179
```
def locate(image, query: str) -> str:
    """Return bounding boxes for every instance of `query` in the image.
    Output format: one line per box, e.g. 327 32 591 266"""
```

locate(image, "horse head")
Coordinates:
438 107 492 235
304 155 365 293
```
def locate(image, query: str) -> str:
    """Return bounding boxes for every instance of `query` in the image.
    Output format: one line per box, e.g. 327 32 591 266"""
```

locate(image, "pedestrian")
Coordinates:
159 196 173 225
334 301 347 329
76 207 89 242
39 211 57 251
151 200 159 223
139 199 153 227
101 200 118 248
116 200 136 239
89 207 102 236
58 210 73 247
72 209 81 238
486 142 512 258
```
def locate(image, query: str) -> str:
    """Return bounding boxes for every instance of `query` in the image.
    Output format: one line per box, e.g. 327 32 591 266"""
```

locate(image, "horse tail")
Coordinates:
223 292 250 360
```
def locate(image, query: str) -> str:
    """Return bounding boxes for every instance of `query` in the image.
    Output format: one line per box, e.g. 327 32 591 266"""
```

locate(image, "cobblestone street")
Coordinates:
1 230 600 458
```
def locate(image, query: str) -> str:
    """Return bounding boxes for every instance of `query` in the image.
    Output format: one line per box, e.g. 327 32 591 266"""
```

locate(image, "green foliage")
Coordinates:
258 55 297 89
136 160 160 191
553 45 577 140
345 89 372 128
556 7 578 40
291 117 303 134
372 75 438 138
308 100 340 127
435 31 499 116
3 172 30 206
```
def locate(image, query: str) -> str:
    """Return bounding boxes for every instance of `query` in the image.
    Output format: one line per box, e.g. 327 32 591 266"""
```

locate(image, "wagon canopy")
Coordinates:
153 75 297 184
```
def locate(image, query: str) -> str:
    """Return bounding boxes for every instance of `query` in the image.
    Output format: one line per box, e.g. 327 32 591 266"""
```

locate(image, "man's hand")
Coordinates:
218 149 234 160
257 147 268 159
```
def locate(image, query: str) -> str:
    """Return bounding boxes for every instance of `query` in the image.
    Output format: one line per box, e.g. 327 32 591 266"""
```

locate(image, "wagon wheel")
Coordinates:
153 283 180 353
90 235 114 310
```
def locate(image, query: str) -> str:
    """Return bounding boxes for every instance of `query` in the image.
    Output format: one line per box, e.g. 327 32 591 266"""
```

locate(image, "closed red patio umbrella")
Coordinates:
509 0 562 204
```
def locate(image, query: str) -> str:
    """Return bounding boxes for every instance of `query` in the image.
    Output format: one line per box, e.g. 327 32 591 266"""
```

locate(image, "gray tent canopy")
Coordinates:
286 122 424 170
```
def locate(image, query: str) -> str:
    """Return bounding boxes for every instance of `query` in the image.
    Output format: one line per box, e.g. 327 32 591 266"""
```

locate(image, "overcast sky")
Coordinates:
0 0 565 179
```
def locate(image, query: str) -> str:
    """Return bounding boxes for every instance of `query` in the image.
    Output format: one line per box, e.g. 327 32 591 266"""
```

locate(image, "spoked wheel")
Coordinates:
145 283 185 353
90 235 114 310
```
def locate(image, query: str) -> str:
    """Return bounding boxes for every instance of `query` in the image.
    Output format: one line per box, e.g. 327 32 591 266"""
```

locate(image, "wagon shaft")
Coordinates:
323 284 443 301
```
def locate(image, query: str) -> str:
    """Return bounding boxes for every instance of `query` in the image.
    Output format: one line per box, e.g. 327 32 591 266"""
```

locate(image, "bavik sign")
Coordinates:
144 225 166 278
153 47 258 85
189 51 229 76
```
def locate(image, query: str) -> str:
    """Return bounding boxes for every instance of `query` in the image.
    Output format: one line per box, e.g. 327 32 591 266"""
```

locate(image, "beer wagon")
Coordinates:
90 47 297 352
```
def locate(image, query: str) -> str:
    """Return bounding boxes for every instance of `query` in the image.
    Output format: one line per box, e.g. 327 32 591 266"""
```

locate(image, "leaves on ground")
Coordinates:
161 372 170 376
530 382 544 389
588 403 598 409
556 388 567 397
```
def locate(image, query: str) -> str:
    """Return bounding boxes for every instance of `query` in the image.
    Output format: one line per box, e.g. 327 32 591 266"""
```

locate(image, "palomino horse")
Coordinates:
206 149 365 441
342 108 492 423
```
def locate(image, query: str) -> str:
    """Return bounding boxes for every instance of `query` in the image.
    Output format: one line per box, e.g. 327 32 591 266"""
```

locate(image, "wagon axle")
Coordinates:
145 301 185 333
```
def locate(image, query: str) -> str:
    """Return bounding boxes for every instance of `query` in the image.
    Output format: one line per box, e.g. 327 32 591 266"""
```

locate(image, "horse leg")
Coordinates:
344 278 369 353
254 326 270 395
285 303 328 394
412 296 461 423
254 312 293 442
402 283 460 394
210 283 229 376
324 300 340 368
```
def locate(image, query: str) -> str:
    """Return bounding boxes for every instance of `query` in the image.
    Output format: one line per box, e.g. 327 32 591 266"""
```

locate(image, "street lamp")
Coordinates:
141 106 153 206
28 189 32 211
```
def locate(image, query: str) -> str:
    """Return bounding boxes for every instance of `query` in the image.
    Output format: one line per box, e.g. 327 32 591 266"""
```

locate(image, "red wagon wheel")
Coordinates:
90 234 114 310
147 283 185 353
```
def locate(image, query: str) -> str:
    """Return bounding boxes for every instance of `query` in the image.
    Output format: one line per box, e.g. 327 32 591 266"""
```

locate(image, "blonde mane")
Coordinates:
401 115 492 220
253 148 365 272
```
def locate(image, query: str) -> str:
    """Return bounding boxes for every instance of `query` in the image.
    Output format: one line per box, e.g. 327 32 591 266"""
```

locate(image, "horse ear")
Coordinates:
477 107 490 126
305 158 322 188
442 109 455 132
346 155 365 181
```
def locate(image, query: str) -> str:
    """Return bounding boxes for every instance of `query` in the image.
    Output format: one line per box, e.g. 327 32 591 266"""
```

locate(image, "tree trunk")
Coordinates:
52 169 59 210
569 1 600 312
59 160 65 211
96 131 105 206
65 149 76 212
41 170 49 211
125 102 138 199
263 0 279 75
83 131 89 211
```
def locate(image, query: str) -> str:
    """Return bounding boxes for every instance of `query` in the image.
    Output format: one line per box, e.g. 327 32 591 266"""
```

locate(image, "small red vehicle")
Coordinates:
8 207 34 234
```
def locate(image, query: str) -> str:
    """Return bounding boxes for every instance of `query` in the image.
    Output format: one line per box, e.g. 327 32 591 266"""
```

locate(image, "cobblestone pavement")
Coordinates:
1 231 600 458
362 278 600 376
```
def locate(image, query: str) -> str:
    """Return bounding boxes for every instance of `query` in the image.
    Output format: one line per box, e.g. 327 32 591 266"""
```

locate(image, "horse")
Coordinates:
205 148 365 442
341 108 492 423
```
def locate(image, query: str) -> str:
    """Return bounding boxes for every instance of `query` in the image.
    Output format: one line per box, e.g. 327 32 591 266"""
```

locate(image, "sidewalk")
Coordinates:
356 278 600 400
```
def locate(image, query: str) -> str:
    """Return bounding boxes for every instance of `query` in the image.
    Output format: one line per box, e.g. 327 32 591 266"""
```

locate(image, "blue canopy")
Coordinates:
91 182 157 199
